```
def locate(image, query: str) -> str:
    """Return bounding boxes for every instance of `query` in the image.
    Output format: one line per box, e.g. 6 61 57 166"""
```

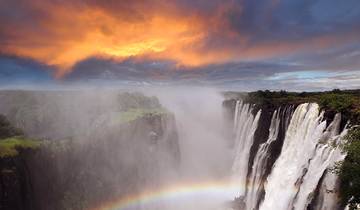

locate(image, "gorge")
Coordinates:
0 89 358 210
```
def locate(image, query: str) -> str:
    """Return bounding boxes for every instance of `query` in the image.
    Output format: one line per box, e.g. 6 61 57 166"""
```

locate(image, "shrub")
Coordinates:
337 127 360 209
319 94 354 113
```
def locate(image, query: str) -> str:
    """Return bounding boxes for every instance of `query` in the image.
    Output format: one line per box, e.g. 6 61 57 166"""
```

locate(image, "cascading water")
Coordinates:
244 109 281 210
312 145 346 210
230 102 348 210
231 101 261 197
258 104 347 210
292 113 346 210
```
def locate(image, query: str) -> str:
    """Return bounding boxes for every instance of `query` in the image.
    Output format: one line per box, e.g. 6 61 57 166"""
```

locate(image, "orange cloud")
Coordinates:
1 0 358 77
1 1 209 77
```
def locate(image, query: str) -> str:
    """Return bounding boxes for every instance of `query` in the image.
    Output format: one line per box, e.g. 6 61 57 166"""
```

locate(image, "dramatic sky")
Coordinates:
1 0 360 90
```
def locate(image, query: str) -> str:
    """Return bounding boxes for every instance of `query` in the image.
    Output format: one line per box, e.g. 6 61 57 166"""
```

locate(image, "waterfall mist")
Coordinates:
142 88 236 210
0 88 350 210
152 88 233 180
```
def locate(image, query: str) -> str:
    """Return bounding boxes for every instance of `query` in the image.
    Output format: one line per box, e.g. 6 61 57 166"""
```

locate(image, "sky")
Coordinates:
1 0 360 91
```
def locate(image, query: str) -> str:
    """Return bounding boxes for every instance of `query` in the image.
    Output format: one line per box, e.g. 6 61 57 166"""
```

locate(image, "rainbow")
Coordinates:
93 180 241 210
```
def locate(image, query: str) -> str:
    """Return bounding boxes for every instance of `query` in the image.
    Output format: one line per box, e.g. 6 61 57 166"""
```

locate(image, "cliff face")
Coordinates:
0 152 36 210
0 91 181 210
0 112 180 210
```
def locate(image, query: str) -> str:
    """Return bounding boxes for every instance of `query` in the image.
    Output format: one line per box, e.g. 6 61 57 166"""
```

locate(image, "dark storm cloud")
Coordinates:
289 43 360 71
0 55 52 87
64 57 300 83
0 55 51 80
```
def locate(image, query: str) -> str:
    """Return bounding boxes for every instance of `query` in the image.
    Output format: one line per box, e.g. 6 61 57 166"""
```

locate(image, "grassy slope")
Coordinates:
0 137 41 157
119 108 167 123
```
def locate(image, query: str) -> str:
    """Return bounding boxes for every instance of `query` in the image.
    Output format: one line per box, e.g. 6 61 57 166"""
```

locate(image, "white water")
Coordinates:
258 104 346 210
292 114 345 209
311 117 348 210
231 101 261 197
234 100 241 131
313 146 346 210
244 109 281 210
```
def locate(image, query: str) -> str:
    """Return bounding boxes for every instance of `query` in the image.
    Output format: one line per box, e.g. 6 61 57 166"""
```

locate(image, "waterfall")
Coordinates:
232 100 261 197
308 118 348 210
234 100 241 131
292 114 346 209
258 104 346 210
244 109 281 210
312 145 346 210
229 101 349 210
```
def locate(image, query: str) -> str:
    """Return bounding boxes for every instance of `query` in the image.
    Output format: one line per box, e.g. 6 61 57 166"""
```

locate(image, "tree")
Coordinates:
319 94 354 113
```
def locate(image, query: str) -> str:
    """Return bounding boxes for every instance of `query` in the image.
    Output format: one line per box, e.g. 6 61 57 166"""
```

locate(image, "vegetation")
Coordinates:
335 127 360 210
119 108 167 123
0 137 41 157
319 93 357 114
104 108 168 126
225 89 360 124
0 114 40 157
118 92 162 112
115 92 168 123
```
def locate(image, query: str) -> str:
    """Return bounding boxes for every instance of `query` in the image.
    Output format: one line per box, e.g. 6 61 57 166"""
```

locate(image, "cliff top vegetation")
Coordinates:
0 114 41 157
225 89 360 124
0 137 41 157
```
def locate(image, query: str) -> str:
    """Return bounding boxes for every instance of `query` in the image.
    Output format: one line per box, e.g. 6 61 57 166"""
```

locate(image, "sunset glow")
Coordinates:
1 0 360 89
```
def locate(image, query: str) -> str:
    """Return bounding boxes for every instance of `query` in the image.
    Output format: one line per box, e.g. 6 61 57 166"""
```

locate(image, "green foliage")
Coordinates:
336 127 360 209
318 94 354 113
120 108 167 123
0 137 41 157
239 89 360 124
117 92 162 112
0 114 39 157
112 92 168 123
246 89 309 104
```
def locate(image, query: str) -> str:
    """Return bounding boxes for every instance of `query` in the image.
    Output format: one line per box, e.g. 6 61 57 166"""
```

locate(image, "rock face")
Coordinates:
0 91 181 210
0 112 180 210
0 153 36 210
